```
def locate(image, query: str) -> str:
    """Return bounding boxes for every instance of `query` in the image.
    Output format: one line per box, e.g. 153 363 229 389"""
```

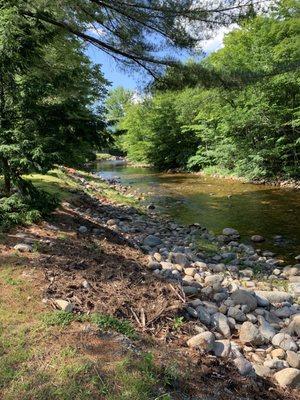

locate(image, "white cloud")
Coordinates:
200 25 237 55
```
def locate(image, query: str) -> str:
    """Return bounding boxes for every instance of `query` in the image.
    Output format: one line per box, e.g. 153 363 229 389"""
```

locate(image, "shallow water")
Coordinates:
93 160 300 260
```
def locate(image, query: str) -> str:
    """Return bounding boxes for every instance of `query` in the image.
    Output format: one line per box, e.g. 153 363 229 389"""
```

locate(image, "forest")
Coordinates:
113 1 300 179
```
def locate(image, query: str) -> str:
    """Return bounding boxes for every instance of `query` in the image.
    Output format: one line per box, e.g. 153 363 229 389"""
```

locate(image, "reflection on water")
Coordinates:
93 160 300 260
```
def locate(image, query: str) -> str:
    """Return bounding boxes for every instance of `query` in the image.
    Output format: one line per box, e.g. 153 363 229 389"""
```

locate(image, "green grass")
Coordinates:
196 237 219 254
41 311 76 327
90 314 136 339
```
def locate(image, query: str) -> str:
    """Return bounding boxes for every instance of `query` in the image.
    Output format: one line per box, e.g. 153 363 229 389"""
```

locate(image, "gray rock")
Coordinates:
174 253 188 266
213 340 232 357
233 357 254 376
251 235 265 243
187 331 215 351
286 351 300 369
274 368 300 388
78 226 88 234
143 235 162 247
258 316 276 341
204 274 224 287
183 286 199 295
186 306 198 318
196 306 211 326
223 228 239 237
231 289 257 311
14 243 33 252
255 290 292 304
227 306 247 322
272 333 298 351
211 313 231 338
264 359 289 370
273 306 292 318
239 321 264 345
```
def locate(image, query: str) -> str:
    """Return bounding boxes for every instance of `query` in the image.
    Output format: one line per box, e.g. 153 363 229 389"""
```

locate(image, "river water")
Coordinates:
93 160 300 261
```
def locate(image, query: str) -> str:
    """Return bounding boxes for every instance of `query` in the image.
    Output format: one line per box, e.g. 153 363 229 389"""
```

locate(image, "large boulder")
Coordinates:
231 289 257 311
274 368 300 388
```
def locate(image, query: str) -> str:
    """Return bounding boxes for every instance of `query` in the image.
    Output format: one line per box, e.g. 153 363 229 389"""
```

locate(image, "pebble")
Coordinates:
54 299 74 312
78 226 88 234
274 368 300 388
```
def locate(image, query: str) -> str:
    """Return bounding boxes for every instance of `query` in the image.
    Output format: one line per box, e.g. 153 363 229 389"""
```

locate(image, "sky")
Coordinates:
86 26 232 90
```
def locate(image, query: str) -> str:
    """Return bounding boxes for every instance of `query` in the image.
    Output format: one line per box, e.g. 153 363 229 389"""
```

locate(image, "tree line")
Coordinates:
114 0 299 179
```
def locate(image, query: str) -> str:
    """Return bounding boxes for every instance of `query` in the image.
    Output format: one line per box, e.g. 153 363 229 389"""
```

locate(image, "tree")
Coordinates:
105 87 134 125
0 6 108 196
16 0 261 77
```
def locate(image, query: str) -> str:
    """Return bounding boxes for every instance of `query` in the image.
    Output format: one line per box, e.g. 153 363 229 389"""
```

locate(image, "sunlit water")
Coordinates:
92 160 300 261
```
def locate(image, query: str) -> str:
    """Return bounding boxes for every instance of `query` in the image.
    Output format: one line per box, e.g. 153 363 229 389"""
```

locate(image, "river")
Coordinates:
93 160 300 261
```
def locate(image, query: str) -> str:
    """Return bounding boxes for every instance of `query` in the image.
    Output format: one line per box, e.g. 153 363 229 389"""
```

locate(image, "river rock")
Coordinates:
271 348 286 359
255 290 292 304
273 306 292 318
78 225 88 234
257 316 276 341
264 359 289 370
287 314 300 336
251 235 265 243
286 351 300 369
143 235 162 247
213 340 232 358
174 253 188 266
253 364 271 378
231 289 257 311
187 331 215 351
184 267 196 276
227 306 247 322
233 357 254 376
272 333 298 351
223 228 240 237
183 286 199 295
211 313 231 338
14 243 33 252
239 321 264 345
274 368 300 388
204 274 224 287
196 306 211 326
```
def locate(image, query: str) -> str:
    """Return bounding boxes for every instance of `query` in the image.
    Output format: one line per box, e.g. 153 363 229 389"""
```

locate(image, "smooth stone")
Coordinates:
274 368 300 388
184 267 196 276
286 350 300 369
272 333 298 351
186 306 198 318
211 313 231 338
174 253 188 266
231 289 257 311
223 228 239 237
273 306 292 318
78 226 88 234
271 348 286 359
213 340 232 358
14 243 33 252
201 301 219 315
251 235 265 243
187 331 215 351
183 286 199 295
227 306 247 322
255 290 292 304
204 274 224 287
253 364 271 378
233 357 254 376
196 306 211 326
239 321 264 345
257 316 276 341
143 235 162 247
264 359 289 370
287 314 300 336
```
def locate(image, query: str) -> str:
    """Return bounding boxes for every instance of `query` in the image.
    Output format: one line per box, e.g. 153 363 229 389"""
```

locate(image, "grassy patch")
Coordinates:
41 311 76 327
91 314 136 339
196 237 219 254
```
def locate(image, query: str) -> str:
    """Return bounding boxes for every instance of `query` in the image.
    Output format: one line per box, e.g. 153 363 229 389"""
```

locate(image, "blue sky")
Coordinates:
86 26 232 90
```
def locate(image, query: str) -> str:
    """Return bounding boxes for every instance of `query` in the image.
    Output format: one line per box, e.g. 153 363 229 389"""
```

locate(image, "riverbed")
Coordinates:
93 160 300 260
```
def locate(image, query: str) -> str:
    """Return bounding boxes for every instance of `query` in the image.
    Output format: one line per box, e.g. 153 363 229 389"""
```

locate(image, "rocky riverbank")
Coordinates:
62 168 300 390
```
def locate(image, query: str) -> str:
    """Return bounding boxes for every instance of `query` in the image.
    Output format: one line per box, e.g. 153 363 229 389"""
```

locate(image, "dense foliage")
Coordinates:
119 1 300 179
